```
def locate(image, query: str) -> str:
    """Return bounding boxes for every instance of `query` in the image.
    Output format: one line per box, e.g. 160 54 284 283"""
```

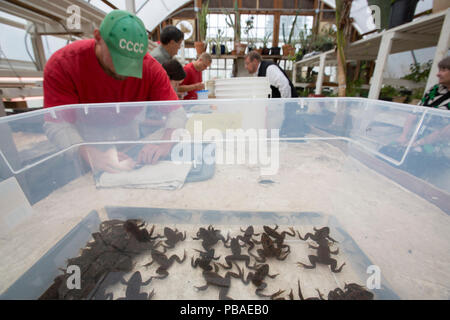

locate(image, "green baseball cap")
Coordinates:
99 10 148 78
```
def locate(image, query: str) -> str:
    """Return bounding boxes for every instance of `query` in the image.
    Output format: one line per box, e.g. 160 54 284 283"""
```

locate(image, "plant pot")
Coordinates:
194 41 207 56
261 47 270 55
282 44 294 57
321 42 334 52
234 42 247 55
388 0 419 29
212 44 226 55
270 47 281 55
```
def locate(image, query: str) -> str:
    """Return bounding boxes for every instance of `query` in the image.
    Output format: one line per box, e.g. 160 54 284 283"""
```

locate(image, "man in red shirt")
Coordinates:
43 10 186 173
178 53 212 100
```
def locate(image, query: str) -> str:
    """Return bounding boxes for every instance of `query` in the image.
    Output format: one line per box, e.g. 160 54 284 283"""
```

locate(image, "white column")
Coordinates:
28 23 46 71
126 0 136 14
425 9 450 92
368 31 395 99
315 53 327 95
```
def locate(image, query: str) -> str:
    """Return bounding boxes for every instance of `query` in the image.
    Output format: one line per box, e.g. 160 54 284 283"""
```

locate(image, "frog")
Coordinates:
297 226 338 244
123 219 161 242
145 249 187 280
241 263 281 298
159 227 186 249
216 237 256 270
327 283 374 300
236 226 260 252
116 271 154 300
195 262 243 300
192 225 229 250
260 225 296 252
297 237 345 273
249 233 290 263
191 248 221 271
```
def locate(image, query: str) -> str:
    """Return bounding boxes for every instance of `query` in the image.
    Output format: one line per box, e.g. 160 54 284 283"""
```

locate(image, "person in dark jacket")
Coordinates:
245 51 309 137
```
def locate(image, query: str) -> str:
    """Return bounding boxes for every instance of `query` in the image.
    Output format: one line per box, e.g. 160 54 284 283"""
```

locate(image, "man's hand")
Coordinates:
137 128 176 165
194 82 205 91
137 143 173 165
79 146 136 173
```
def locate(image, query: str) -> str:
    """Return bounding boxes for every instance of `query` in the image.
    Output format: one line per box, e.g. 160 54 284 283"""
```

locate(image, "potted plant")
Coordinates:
195 0 209 56
224 0 246 55
244 16 255 53
261 31 272 55
281 13 298 57
211 29 226 55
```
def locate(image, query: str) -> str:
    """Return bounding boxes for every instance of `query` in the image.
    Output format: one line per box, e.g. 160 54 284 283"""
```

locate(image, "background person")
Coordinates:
162 58 186 98
244 51 298 99
396 56 450 148
150 25 184 65
178 53 212 100
244 51 309 137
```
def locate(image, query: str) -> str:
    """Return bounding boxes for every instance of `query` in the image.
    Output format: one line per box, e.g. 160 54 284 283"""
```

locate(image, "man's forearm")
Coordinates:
44 121 84 150
178 83 200 92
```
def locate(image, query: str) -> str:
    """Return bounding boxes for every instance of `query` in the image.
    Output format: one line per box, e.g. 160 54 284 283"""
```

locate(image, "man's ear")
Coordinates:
93 29 101 42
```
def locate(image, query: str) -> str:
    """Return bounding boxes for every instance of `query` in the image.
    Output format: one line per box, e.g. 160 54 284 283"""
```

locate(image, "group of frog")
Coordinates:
40 220 373 300
188 224 372 300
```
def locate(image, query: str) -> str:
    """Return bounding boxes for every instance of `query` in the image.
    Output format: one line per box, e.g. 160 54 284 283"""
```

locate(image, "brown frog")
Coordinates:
160 227 186 249
193 225 229 250
117 271 154 300
236 226 260 252
297 237 345 273
263 225 296 243
145 249 186 279
260 225 295 252
249 233 290 263
241 263 281 298
327 283 374 300
217 237 256 270
123 219 161 242
297 226 338 244
191 248 221 272
195 262 243 300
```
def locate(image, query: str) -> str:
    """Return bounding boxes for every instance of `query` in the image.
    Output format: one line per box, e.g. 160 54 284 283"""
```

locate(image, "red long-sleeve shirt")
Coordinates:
43 39 179 125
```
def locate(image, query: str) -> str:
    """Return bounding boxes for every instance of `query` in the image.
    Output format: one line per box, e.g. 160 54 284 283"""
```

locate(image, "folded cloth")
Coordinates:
96 160 192 190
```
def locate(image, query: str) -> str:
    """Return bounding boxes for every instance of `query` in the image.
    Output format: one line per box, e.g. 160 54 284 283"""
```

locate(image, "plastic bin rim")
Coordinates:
1 97 450 123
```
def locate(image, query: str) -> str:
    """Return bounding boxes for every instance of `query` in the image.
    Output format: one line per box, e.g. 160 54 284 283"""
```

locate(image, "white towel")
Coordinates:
97 160 192 190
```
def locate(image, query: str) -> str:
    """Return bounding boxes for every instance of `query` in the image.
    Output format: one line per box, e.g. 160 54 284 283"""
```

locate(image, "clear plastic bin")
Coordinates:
0 97 448 300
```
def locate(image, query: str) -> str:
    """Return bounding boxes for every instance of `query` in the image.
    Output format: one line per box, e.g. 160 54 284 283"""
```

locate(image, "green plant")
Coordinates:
224 0 241 42
297 25 313 53
402 59 432 83
262 31 272 48
197 0 209 42
282 13 299 45
346 79 364 97
410 87 425 100
211 29 225 55
380 85 399 98
244 16 254 44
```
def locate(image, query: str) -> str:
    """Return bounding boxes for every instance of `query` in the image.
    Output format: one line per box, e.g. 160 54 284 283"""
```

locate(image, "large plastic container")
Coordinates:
0 98 449 300
215 76 271 99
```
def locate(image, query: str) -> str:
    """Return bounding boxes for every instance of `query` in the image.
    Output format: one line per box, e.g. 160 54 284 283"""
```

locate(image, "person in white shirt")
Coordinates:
244 51 311 138
244 51 298 98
